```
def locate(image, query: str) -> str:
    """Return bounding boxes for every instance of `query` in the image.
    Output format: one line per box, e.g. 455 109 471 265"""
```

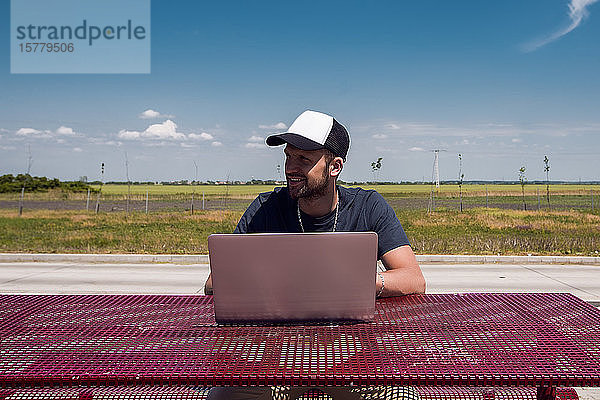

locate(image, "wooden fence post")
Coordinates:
19 187 24 216
485 185 488 208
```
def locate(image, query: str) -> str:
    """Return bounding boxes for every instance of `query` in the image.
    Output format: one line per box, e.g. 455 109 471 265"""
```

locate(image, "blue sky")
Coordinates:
1 0 599 182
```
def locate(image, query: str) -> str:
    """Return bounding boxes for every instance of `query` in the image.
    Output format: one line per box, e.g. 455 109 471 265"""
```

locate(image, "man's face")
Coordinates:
284 144 331 200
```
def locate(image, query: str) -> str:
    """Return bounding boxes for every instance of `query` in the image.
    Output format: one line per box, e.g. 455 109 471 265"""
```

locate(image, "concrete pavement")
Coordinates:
2 253 600 265
1 262 599 304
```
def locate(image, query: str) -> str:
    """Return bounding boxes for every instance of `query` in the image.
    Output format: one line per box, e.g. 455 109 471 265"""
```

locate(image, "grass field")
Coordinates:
91 184 279 197
2 183 598 255
2 183 598 203
87 183 599 197
0 209 238 254
1 207 598 256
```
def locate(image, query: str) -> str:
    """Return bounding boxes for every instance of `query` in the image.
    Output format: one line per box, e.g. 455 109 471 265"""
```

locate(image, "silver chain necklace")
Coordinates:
297 197 339 233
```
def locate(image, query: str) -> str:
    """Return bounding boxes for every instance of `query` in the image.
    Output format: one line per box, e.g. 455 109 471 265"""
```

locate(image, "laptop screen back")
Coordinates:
208 232 377 324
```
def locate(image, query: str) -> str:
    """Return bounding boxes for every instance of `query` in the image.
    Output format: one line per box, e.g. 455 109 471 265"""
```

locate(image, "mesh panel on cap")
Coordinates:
324 119 350 160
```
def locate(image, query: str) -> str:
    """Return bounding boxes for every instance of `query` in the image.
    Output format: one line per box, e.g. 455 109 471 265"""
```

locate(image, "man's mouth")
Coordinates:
287 176 305 187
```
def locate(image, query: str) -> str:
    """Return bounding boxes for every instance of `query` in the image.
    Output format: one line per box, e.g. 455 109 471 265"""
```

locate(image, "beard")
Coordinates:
287 166 330 201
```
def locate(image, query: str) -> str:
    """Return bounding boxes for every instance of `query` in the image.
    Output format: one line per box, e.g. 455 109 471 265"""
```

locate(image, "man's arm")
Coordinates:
204 273 213 295
376 245 425 297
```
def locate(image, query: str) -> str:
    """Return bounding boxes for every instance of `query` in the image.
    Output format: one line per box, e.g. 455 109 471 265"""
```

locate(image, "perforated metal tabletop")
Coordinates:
0 293 599 390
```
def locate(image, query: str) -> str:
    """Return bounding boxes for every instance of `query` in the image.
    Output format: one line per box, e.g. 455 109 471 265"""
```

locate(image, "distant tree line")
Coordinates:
0 174 97 193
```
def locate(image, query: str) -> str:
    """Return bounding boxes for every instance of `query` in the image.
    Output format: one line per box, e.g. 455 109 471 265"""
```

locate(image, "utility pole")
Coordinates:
191 161 198 215
125 152 131 215
458 153 464 212
95 163 104 214
19 145 33 216
428 149 446 213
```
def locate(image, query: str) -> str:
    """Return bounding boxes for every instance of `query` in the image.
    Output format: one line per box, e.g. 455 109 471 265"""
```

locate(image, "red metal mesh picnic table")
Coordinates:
0 293 598 399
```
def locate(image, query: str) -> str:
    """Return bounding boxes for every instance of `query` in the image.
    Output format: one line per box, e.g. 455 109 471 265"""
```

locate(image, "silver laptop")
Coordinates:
208 232 378 324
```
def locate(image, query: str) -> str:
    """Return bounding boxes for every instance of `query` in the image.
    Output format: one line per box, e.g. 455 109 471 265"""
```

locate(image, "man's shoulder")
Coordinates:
255 186 289 203
339 185 385 204
236 186 291 233
247 186 290 212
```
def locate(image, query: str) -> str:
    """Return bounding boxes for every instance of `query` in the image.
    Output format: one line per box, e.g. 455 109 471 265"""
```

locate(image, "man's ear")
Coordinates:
330 157 344 177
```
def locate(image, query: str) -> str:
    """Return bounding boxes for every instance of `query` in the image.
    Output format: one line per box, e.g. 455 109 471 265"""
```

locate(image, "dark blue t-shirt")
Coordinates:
234 185 411 259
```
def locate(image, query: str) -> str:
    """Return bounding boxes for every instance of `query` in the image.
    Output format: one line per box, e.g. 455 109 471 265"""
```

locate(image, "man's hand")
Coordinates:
204 273 213 295
377 245 425 297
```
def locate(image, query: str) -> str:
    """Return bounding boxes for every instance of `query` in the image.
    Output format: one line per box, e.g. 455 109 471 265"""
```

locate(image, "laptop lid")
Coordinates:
208 232 378 324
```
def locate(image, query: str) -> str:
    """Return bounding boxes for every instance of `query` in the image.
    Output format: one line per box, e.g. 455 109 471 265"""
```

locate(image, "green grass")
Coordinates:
0 209 239 254
90 184 279 197
1 208 598 256
2 183 597 202
397 208 600 256
92 183 598 196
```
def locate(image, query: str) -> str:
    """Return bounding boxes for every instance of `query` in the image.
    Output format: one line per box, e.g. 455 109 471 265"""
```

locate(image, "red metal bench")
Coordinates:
0 386 580 399
0 294 597 399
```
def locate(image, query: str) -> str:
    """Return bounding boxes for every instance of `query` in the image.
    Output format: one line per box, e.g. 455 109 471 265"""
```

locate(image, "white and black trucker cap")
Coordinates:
266 110 350 160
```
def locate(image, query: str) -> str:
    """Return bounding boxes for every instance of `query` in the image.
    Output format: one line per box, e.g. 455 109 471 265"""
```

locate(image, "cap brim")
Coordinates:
266 133 325 151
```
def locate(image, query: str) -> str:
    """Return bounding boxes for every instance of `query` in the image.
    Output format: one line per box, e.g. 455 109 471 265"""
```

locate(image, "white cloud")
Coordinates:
0 128 9 133
523 0 599 52
16 128 53 138
364 120 594 139
73 147 83 152
248 135 265 142
139 109 174 119
118 130 141 139
142 141 170 147
15 126 78 138
383 122 441 133
180 143 196 148
119 121 216 142
140 109 160 119
16 128 41 136
259 122 288 130
103 140 122 146
372 134 388 139
145 120 185 139
189 132 214 141
211 141 223 147
56 126 77 136
118 120 186 140
409 147 426 152
245 142 265 149
512 138 523 143
0 145 17 150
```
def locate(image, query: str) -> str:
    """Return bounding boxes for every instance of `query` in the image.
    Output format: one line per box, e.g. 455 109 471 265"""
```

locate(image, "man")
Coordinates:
204 110 425 400
204 109 425 297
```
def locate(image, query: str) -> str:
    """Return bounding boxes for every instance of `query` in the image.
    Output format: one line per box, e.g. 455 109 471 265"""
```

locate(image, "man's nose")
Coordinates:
285 159 299 174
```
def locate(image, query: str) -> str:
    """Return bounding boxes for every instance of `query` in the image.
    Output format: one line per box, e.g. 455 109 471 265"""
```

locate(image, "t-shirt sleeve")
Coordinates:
233 195 263 233
367 191 411 258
